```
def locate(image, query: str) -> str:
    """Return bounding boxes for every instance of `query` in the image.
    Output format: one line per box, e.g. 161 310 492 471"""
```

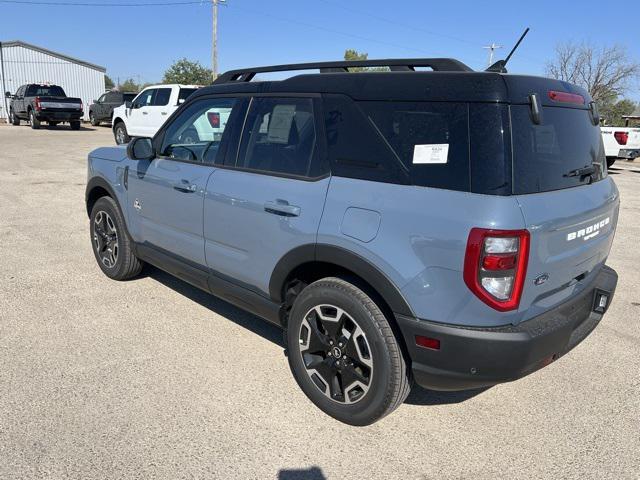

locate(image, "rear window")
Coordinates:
361 101 470 191
178 88 198 104
26 85 65 97
511 106 606 194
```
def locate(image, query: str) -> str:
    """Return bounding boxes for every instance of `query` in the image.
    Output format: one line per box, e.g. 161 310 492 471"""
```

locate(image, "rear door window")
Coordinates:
511 106 606 194
153 88 171 106
361 101 470 191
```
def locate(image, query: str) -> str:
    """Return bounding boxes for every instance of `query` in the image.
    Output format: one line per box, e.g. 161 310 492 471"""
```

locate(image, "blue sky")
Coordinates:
2 0 639 98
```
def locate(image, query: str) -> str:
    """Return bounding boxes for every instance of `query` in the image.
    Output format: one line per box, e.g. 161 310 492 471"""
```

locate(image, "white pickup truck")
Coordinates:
601 126 640 167
112 84 200 144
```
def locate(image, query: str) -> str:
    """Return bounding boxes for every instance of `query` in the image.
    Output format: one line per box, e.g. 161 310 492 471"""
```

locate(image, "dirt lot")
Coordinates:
1 124 639 480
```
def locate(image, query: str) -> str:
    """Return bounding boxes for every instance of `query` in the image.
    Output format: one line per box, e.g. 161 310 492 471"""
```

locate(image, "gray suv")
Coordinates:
86 59 619 425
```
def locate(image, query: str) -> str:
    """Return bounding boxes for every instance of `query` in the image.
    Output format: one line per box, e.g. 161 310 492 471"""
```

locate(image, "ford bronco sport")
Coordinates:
86 58 619 426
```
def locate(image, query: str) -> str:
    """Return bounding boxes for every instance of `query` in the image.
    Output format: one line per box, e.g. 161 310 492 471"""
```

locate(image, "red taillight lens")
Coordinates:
548 90 585 105
415 335 440 351
614 131 629 145
207 112 220 128
463 228 530 312
34 96 41 111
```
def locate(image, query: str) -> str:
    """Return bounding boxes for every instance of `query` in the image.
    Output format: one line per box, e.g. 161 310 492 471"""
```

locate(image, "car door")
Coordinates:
126 96 242 272
147 87 172 135
94 93 107 120
15 86 26 117
128 88 156 137
204 96 330 295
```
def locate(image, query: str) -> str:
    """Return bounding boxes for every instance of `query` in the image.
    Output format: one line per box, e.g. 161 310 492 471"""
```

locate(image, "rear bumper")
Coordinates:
396 265 618 391
35 110 82 122
617 148 640 159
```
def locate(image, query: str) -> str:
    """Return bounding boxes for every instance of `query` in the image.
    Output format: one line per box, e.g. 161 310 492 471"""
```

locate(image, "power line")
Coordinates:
0 0 210 6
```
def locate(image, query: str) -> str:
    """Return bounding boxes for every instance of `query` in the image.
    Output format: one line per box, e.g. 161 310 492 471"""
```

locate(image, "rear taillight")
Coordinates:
614 131 629 145
548 90 585 105
34 96 41 111
463 228 530 312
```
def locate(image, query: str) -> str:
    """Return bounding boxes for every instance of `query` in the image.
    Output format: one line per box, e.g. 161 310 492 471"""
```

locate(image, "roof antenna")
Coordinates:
486 27 530 73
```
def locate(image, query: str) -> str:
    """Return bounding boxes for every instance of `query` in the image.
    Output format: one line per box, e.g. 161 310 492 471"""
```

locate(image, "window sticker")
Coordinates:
267 104 296 144
413 144 449 164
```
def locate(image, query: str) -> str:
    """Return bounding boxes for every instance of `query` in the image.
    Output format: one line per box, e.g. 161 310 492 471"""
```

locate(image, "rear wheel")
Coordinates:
29 110 40 129
606 157 616 168
9 109 20 126
70 121 81 130
287 277 411 426
90 111 100 126
90 196 143 280
114 122 130 144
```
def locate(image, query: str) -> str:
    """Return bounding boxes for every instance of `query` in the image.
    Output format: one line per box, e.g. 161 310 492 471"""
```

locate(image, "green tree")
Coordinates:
105 75 115 90
162 58 212 85
600 99 637 127
343 49 387 72
118 78 140 93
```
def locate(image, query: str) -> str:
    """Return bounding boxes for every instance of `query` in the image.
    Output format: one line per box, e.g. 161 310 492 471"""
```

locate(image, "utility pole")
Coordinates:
212 0 219 81
483 42 502 66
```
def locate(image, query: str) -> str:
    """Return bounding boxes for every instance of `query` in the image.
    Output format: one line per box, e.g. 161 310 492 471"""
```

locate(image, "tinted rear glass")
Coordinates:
511 106 606 194
26 85 65 97
178 88 198 103
361 101 470 191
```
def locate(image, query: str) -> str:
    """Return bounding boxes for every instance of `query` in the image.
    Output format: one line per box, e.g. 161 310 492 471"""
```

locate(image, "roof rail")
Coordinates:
213 58 473 84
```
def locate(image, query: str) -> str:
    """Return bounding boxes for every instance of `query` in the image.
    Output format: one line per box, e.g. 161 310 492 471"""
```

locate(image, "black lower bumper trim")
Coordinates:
396 265 618 391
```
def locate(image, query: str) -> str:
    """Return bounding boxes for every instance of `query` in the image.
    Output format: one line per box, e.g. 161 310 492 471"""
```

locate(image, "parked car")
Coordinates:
6 84 83 129
111 84 200 144
86 59 619 426
601 126 640 167
89 91 137 126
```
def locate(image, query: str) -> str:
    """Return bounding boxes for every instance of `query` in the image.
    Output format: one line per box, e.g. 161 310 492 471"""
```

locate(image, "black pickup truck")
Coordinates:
89 91 137 126
5 84 83 129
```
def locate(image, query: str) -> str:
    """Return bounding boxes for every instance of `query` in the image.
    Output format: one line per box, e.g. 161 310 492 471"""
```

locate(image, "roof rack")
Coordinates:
213 58 473 84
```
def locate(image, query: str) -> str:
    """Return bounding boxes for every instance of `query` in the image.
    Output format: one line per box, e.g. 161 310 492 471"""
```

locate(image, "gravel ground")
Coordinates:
1 124 639 480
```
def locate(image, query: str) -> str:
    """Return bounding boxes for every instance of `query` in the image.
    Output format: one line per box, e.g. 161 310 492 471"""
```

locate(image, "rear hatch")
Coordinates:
504 77 620 320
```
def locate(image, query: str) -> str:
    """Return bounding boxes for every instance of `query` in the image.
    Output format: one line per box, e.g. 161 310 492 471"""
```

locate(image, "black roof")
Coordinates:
193 58 591 105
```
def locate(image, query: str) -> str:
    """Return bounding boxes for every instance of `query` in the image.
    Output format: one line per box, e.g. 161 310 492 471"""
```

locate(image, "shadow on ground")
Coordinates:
146 265 487 407
278 467 326 480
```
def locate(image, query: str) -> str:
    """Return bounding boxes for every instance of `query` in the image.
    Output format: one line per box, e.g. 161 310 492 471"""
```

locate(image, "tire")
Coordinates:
90 111 100 126
287 277 411 426
114 122 130 145
29 110 40 129
70 121 81 130
606 157 616 168
180 128 200 144
9 109 20 126
90 196 143 280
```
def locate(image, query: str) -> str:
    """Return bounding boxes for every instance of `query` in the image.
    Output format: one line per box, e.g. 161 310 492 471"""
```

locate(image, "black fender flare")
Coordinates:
269 243 414 317
85 176 120 217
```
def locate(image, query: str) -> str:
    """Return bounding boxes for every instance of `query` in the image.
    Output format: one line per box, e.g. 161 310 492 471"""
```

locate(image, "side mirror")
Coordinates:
127 137 155 160
125 100 133 108
5 91 12 98
93 99 99 104
131 102 141 109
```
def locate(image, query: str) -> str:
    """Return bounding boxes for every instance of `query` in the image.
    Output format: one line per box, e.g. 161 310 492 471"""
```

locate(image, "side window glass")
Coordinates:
105 92 119 103
160 97 237 164
97 94 107 103
133 89 155 108
237 97 317 177
154 88 171 106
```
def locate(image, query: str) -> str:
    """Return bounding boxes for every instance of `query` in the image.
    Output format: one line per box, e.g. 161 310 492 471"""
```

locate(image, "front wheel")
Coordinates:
287 277 411 426
9 109 20 126
90 196 143 280
114 122 130 144
90 111 100 126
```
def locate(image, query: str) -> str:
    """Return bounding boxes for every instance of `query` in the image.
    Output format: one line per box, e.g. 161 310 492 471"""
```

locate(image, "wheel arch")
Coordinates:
270 244 414 318
85 176 119 217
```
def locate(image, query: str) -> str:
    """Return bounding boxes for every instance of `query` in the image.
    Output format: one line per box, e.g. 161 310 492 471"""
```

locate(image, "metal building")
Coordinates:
0 40 105 121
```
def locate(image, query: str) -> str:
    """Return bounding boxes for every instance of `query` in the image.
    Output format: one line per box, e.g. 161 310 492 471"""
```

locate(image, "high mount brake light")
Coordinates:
548 90 585 105
614 131 629 145
463 228 530 312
